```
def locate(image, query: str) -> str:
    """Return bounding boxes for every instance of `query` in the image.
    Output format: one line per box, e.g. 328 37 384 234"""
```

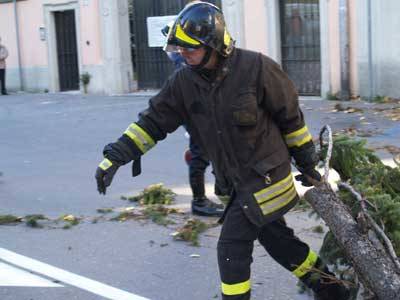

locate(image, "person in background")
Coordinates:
96 2 350 299
0 37 9 95
162 20 225 217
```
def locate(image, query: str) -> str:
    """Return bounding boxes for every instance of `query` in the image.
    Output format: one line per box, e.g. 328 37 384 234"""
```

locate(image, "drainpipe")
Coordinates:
13 0 23 91
367 0 374 101
339 0 349 100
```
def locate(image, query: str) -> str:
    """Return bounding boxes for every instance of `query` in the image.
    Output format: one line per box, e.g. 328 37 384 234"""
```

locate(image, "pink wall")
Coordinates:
17 0 48 67
348 0 358 98
328 0 341 94
243 0 267 54
0 3 19 68
80 0 102 65
0 0 103 68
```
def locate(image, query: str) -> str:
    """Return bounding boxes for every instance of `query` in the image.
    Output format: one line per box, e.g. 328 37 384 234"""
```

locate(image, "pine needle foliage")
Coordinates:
173 219 210 246
319 135 400 295
122 183 176 205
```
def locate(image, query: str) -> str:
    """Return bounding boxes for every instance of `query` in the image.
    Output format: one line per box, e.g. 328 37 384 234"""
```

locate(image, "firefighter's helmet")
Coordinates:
164 1 234 57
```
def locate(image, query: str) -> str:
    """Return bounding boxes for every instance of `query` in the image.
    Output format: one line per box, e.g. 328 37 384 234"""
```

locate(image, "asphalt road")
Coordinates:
0 92 398 300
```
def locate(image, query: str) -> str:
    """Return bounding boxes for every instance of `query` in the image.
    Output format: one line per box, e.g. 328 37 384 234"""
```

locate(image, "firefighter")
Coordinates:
162 21 224 217
95 2 350 299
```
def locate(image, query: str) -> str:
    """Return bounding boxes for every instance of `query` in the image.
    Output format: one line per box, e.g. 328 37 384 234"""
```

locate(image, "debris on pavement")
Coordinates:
332 104 364 113
375 145 400 156
25 214 47 228
60 214 81 229
110 207 143 222
172 218 214 246
0 214 22 225
121 183 176 205
333 126 382 138
96 207 114 214
373 106 400 121
142 205 178 226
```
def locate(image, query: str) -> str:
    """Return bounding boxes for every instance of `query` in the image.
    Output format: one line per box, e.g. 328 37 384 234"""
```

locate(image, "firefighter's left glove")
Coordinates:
96 158 120 195
295 168 322 187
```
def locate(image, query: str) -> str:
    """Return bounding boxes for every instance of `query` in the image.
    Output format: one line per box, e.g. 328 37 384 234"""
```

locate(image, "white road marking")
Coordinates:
0 262 63 287
0 248 150 300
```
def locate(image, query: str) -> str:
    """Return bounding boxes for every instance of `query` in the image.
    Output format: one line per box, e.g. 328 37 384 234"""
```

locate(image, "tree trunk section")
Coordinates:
304 184 400 300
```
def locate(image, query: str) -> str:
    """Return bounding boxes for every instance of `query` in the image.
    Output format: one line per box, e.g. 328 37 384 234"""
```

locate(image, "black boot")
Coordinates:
191 196 224 217
302 260 351 300
313 281 351 300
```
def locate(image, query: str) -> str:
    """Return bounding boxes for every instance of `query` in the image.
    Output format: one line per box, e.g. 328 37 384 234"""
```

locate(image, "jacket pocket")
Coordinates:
252 151 288 182
252 151 297 216
229 89 259 163
231 88 258 126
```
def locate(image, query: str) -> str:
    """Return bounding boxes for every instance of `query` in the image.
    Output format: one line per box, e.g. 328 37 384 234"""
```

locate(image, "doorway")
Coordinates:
54 10 79 91
280 0 321 95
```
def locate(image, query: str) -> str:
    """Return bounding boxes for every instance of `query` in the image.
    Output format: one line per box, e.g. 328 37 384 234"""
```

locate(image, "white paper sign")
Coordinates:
146 15 177 47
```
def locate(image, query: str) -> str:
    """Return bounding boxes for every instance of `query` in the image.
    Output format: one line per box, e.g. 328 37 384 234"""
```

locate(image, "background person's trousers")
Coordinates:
0 68 6 93
188 136 210 198
217 193 313 299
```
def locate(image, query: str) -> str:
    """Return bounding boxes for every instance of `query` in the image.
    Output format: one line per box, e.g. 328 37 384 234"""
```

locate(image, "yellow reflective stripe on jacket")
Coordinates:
260 185 297 215
99 158 113 171
254 173 293 204
284 126 312 147
292 249 318 278
221 280 251 296
175 23 201 46
124 123 155 154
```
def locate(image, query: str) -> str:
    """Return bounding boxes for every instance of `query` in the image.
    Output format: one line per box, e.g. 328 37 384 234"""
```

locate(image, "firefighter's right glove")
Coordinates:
95 158 120 195
95 140 141 194
290 141 321 187
295 168 322 187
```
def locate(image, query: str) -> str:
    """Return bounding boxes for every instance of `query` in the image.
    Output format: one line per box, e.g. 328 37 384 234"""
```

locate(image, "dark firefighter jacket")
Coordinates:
113 48 315 227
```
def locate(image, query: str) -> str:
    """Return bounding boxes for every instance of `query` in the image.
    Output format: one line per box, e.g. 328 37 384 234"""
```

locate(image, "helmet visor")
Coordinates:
163 23 202 52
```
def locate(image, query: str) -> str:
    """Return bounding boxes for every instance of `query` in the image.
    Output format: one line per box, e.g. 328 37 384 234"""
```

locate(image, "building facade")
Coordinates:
226 0 400 100
0 0 133 94
1 0 399 98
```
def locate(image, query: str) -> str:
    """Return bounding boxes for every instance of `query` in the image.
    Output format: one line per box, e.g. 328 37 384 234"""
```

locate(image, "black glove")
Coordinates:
95 158 120 194
95 138 143 194
295 168 322 187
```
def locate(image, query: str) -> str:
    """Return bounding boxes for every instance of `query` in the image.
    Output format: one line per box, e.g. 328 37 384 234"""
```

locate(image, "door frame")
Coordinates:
264 0 330 98
43 1 82 92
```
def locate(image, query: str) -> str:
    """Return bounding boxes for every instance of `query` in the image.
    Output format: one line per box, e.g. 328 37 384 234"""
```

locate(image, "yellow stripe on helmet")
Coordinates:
224 29 231 46
175 23 201 46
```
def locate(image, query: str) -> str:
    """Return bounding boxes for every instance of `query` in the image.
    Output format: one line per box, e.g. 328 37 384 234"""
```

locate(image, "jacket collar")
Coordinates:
184 48 238 90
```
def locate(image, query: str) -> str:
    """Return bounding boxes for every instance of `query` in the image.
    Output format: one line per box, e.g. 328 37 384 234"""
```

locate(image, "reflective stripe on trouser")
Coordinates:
218 194 317 299
218 195 255 300
218 240 253 300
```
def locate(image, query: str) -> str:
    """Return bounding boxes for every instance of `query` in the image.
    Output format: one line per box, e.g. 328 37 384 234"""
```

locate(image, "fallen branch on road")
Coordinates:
304 126 400 299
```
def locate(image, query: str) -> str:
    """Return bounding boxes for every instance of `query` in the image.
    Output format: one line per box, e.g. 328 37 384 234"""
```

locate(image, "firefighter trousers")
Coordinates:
217 193 317 299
